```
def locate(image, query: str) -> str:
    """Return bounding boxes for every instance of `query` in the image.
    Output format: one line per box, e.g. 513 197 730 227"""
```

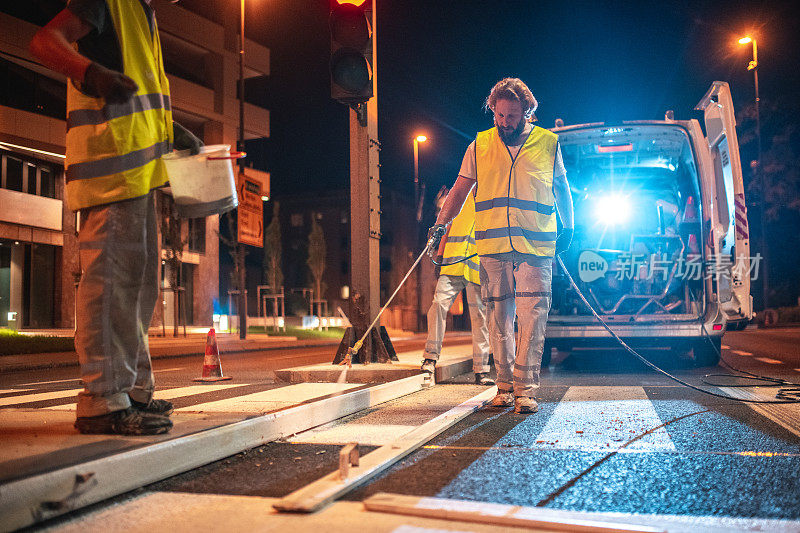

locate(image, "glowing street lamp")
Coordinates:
413 134 428 222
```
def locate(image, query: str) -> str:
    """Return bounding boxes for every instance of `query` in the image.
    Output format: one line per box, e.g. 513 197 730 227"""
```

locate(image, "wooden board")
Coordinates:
273 386 497 513
363 492 666 533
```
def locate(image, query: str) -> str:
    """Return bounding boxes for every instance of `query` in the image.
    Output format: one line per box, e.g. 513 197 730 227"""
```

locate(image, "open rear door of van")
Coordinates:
695 81 754 325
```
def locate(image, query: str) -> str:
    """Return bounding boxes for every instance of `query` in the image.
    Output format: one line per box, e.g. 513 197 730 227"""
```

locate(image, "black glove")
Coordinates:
82 62 138 103
426 224 446 255
555 227 574 255
172 122 204 155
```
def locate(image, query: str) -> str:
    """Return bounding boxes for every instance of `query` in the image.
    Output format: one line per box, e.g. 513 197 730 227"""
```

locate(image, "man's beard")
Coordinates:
497 119 526 144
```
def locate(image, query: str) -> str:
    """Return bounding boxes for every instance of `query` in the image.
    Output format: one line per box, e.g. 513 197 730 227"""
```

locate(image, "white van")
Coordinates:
546 81 753 366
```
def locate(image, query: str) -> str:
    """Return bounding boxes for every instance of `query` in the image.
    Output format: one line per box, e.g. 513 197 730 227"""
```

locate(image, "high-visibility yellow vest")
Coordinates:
440 194 480 284
473 126 558 256
65 0 173 211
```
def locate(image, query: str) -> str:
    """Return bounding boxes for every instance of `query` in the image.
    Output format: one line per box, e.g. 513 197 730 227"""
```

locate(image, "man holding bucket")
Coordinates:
31 0 202 435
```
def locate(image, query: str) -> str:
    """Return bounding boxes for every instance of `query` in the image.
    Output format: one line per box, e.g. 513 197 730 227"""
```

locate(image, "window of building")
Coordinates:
1 151 60 199
188 217 206 253
0 57 66 121
4 155 23 191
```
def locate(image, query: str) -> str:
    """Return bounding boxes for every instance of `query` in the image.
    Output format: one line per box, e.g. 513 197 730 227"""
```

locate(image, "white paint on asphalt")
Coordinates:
0 388 33 395
721 344 730 349
794 368 800 373
720 387 800 439
154 367 184 373
289 423 419 446
533 386 676 451
731 350 752 356
175 383 361 413
0 388 82 407
44 384 246 411
19 378 80 386
755 357 782 365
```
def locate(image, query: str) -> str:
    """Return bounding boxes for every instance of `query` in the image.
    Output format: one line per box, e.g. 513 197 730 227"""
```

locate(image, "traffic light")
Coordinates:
329 0 373 104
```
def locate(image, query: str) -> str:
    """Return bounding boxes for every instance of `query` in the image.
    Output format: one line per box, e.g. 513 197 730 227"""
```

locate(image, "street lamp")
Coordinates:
413 134 428 223
412 134 428 332
738 34 768 310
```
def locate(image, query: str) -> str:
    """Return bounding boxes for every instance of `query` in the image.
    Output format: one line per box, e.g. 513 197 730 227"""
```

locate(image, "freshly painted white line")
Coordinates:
0 388 33 395
289 423 419 446
19 378 80 386
45 384 246 411
755 357 782 365
731 350 752 356
0 388 82 407
533 386 676 452
154 367 184 373
719 387 800 439
176 383 361 413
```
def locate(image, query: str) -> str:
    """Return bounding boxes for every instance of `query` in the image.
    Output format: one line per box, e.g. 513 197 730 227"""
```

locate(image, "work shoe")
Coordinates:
421 359 437 374
131 398 174 416
75 408 172 435
474 372 495 386
514 396 539 414
489 391 514 408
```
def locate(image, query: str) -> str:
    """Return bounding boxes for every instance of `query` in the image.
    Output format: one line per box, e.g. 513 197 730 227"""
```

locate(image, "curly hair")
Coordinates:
484 77 538 120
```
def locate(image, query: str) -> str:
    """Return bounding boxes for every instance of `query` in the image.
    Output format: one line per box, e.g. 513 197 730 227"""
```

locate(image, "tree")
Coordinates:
307 213 327 327
159 194 187 337
263 201 284 318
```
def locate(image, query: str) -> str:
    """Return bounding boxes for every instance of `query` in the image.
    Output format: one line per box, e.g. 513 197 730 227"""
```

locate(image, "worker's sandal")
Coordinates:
474 372 495 386
489 391 514 408
514 396 539 414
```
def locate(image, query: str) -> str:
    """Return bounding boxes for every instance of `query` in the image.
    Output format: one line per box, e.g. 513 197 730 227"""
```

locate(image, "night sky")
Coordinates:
217 0 800 205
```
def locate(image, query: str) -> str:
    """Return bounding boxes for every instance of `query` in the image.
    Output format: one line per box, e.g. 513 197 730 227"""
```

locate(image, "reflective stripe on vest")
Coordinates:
473 126 558 257
440 194 480 284
65 0 173 211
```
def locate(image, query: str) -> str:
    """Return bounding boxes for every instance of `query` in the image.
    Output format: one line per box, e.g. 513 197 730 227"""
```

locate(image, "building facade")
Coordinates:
0 1 269 330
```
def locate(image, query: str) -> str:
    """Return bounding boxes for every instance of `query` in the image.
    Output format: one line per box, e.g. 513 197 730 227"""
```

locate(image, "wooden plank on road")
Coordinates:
273 386 497 513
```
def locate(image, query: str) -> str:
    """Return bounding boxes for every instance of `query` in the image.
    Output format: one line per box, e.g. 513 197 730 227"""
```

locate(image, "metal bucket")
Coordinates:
162 144 242 218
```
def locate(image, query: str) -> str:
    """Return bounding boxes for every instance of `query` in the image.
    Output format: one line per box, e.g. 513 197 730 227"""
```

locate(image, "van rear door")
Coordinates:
694 81 754 322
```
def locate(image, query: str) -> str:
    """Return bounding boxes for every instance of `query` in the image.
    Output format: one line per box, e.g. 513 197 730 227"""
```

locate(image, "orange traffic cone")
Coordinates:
682 196 698 224
194 328 232 382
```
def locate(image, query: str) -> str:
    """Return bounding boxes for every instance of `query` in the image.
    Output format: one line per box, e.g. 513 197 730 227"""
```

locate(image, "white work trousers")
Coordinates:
480 253 552 398
423 275 490 373
75 192 159 417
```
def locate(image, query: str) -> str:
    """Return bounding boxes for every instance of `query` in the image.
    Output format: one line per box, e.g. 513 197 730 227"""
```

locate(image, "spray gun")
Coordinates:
340 226 446 368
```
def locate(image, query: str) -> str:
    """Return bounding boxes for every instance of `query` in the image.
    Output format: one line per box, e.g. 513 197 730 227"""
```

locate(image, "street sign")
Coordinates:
237 167 269 247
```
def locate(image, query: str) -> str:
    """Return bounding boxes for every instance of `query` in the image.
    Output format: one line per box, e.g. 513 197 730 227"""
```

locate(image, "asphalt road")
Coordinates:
16 327 800 529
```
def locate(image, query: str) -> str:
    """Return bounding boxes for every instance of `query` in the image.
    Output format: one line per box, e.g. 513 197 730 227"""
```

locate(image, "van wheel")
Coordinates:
693 337 721 367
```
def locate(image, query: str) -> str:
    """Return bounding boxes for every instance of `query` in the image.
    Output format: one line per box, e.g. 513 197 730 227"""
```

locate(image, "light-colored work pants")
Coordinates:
75 192 159 417
423 275 491 373
480 253 552 398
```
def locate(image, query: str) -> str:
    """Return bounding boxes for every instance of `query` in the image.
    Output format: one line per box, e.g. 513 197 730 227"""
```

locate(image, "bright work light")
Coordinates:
595 194 631 225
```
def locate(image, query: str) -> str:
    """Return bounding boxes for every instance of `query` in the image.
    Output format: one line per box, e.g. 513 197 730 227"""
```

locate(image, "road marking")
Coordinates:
794 368 800 373
0 388 82 407
19 378 80 386
755 357 782 365
176 383 361 413
154 367 184 373
532 386 676 451
719 387 800 439
0 388 33 395
721 344 730 349
421 444 800 458
44 384 246 411
731 350 752 356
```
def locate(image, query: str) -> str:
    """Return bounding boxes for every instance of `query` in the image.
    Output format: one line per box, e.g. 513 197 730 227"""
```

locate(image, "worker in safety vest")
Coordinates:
31 0 202 435
421 194 493 385
428 78 574 414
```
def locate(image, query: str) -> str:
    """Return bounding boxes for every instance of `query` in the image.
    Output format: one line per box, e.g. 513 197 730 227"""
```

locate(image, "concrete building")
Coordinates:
0 2 269 330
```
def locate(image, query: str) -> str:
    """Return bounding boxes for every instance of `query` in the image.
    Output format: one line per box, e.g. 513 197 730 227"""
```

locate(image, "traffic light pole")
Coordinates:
349 0 380 359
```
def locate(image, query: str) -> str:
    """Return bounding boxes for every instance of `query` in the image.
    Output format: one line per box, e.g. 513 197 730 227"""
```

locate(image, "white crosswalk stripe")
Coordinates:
0 388 82 407
176 383 361 413
0 388 34 395
44 384 246 411
533 386 677 451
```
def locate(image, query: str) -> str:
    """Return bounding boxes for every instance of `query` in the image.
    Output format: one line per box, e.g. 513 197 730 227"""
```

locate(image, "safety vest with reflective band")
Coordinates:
65 0 173 211
438 193 480 284
473 126 558 257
